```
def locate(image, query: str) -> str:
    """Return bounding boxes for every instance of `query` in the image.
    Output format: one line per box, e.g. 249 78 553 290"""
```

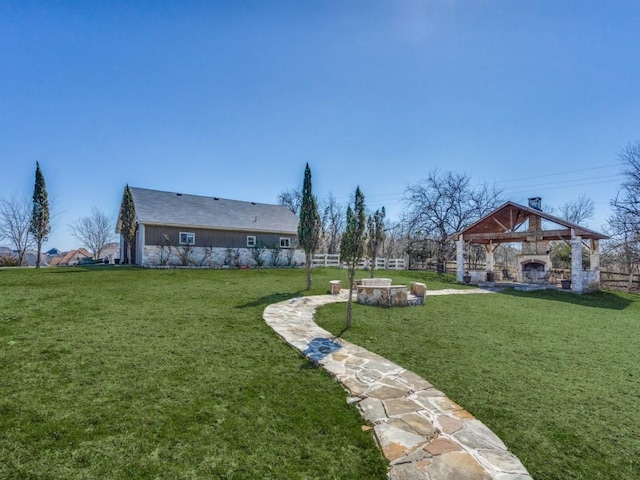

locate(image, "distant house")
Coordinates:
115 187 303 267
49 248 92 266
99 242 120 264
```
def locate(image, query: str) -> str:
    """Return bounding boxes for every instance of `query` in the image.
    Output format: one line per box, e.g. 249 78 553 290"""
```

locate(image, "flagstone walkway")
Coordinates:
263 289 532 480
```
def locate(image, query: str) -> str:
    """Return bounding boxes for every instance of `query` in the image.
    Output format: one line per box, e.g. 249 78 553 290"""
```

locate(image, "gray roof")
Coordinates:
123 187 299 234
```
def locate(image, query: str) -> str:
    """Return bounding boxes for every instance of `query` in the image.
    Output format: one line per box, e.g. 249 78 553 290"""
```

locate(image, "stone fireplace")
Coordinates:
517 238 551 283
516 198 551 283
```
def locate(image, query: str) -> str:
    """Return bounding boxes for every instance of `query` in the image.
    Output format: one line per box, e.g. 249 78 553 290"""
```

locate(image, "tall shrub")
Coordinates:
298 163 321 290
339 187 366 328
367 207 386 278
30 162 51 268
119 185 137 265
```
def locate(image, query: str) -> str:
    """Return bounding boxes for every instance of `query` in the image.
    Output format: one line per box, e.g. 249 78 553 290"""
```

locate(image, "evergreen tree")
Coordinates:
339 187 366 327
30 162 50 268
367 207 386 278
119 185 137 265
298 163 321 290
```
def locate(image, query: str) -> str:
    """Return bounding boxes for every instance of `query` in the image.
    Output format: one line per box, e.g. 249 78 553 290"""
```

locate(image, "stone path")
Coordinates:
263 289 532 480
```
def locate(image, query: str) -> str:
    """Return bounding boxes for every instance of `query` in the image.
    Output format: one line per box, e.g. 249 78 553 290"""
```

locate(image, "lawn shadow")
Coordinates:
498 288 635 311
40 267 90 274
333 326 351 338
236 291 304 309
39 266 122 275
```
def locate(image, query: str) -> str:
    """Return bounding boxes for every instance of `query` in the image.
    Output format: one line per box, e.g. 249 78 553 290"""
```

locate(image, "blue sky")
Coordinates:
1 1 638 251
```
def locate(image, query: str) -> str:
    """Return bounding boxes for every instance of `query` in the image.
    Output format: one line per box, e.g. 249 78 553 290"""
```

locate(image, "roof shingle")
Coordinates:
126 187 299 234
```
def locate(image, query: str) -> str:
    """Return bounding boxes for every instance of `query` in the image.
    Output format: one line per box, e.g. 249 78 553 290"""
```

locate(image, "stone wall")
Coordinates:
357 285 408 306
140 245 305 268
582 270 600 293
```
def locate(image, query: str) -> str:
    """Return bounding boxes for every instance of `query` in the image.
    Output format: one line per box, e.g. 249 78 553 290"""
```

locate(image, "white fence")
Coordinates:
311 254 341 268
311 254 406 270
386 258 406 270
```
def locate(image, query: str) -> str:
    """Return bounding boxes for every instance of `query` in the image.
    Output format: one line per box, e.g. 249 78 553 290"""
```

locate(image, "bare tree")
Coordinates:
382 220 409 260
605 208 640 288
277 188 302 215
605 142 640 286
611 142 640 236
404 170 503 273
559 194 595 225
70 207 116 259
0 197 34 266
321 192 345 254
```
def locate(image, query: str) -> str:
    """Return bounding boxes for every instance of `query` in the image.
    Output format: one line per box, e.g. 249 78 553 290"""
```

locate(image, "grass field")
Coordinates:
4 267 638 479
316 287 640 479
0 267 464 479
0 267 381 479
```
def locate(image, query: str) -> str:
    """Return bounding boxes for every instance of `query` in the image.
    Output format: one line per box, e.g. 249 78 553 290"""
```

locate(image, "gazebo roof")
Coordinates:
456 201 608 245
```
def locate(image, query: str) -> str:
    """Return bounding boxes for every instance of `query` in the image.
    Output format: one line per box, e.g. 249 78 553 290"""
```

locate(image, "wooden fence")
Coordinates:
600 270 640 292
408 260 458 273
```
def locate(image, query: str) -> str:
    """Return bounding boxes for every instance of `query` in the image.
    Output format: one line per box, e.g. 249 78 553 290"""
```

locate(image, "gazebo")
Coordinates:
454 198 609 293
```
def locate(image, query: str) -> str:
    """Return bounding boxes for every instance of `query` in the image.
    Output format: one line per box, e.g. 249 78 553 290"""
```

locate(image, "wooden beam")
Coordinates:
465 229 572 242
492 217 510 232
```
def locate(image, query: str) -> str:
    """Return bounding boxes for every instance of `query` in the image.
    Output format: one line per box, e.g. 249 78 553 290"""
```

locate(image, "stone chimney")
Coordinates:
528 197 542 211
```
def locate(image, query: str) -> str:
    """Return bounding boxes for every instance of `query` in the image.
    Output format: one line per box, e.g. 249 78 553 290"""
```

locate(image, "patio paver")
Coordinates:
263 289 532 480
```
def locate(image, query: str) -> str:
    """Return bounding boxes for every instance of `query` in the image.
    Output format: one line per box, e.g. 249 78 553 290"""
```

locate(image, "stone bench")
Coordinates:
357 284 408 306
359 277 392 287
329 280 342 295
410 282 427 297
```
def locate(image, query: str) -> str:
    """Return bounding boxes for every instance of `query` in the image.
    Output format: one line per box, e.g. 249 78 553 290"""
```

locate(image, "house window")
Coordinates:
247 236 257 247
280 237 291 249
179 232 195 245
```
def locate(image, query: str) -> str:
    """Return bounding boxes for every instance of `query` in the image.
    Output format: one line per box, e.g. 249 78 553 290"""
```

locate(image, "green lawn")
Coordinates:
0 267 397 480
316 287 640 480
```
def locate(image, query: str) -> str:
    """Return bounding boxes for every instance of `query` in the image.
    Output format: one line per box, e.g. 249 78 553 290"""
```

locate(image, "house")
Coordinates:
115 186 303 267
49 248 92 266
454 197 608 293
99 242 120 264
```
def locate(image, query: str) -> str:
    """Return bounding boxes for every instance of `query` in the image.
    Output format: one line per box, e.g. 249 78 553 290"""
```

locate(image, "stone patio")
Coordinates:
263 289 532 480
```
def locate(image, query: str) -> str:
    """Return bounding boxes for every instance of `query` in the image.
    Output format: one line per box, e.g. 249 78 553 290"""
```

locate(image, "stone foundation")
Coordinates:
140 245 305 268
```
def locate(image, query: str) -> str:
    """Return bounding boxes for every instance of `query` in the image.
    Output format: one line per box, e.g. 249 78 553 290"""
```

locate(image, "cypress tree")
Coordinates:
30 162 50 268
298 163 321 290
119 185 137 265
367 207 386 278
339 187 366 327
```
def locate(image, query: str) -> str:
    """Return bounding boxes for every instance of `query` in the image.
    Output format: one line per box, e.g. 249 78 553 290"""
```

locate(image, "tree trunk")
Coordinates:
346 267 356 328
127 241 132 266
305 255 312 290
35 239 42 268
370 257 375 278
